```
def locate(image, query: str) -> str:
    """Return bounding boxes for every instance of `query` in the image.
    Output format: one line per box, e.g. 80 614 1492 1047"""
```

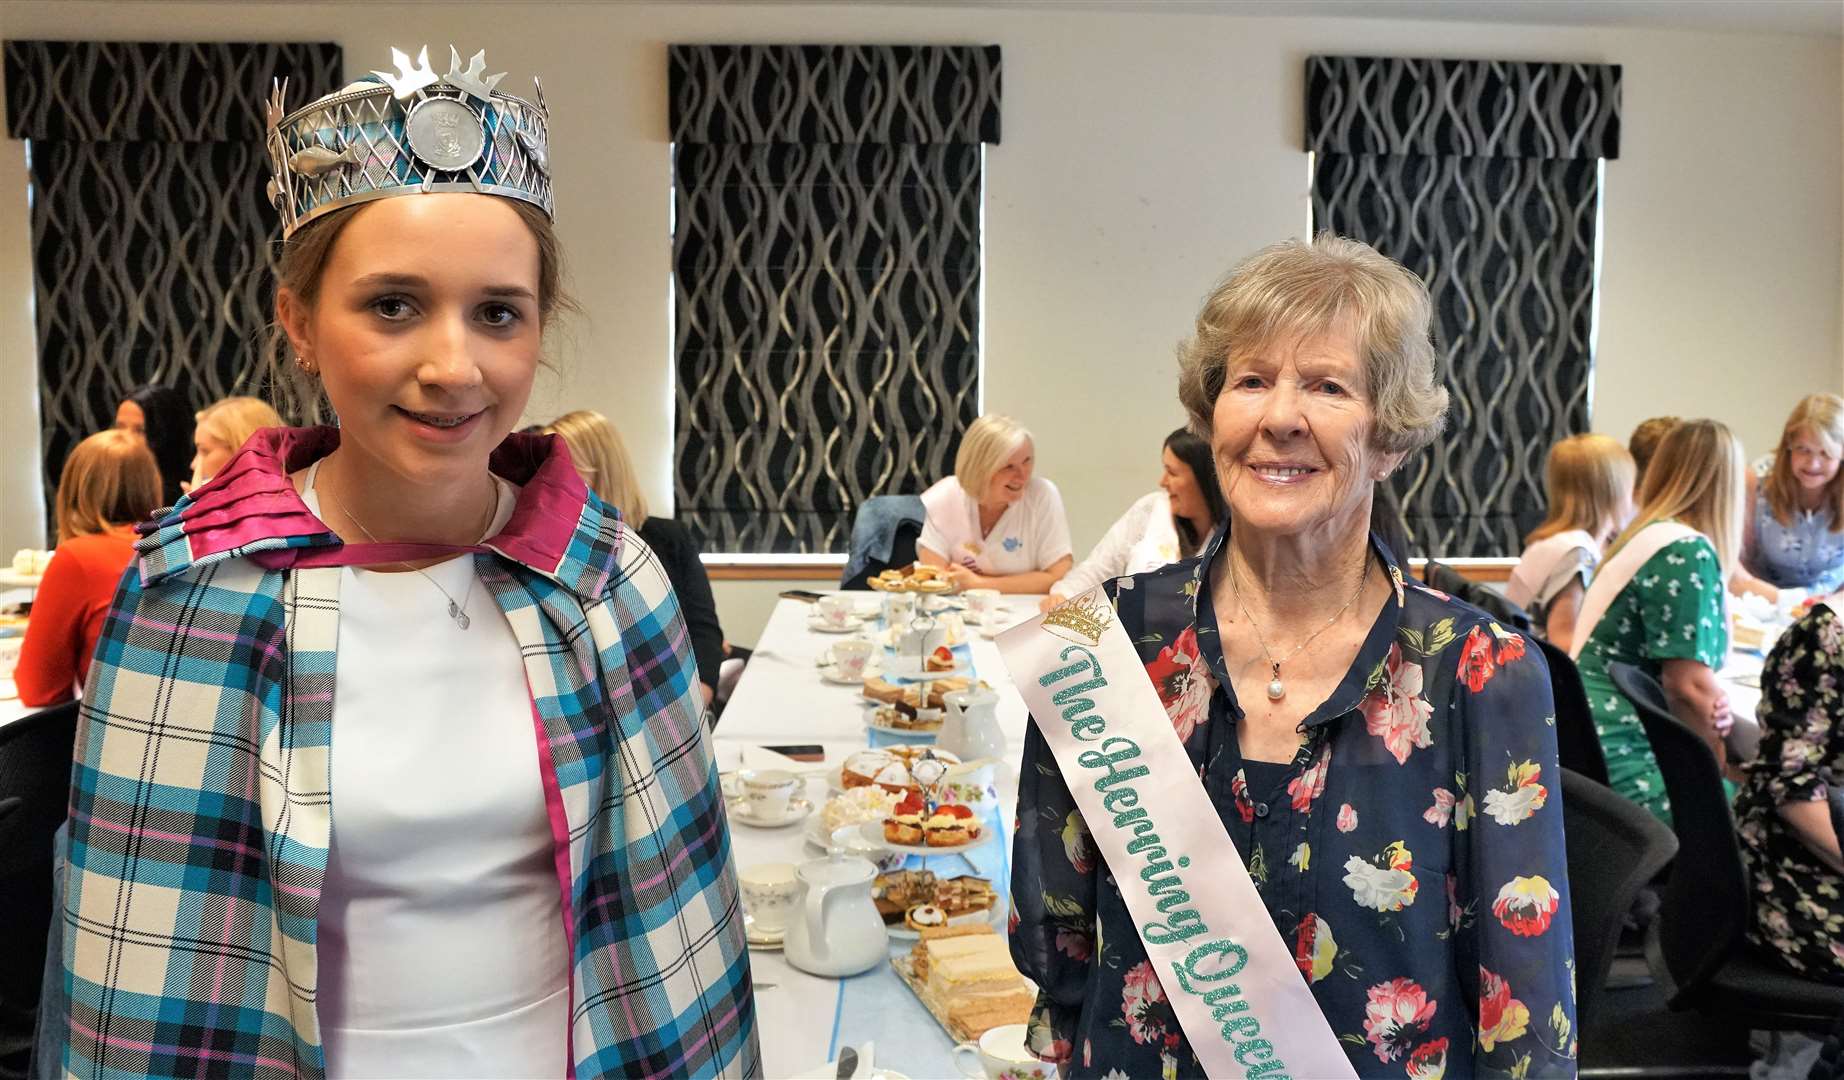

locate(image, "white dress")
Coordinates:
302 469 570 1079
917 475 1073 576
1049 491 1186 600
1505 529 1599 626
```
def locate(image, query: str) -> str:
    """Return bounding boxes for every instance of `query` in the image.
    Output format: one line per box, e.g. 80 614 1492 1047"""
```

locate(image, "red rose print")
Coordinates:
1143 627 1211 741
1363 977 1437 1063
1457 626 1497 692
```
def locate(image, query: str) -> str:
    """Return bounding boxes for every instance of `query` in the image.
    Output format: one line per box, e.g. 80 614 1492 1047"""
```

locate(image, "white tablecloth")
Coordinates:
711 592 1044 1079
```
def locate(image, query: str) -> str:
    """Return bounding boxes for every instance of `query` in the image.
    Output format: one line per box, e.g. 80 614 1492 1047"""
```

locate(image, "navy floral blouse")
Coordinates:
1010 530 1578 1078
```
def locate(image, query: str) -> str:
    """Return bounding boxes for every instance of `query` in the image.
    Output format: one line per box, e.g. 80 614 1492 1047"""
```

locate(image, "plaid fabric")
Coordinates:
59 431 759 1079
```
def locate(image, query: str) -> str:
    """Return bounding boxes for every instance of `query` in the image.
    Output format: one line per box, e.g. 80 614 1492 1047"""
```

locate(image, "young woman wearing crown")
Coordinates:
48 47 759 1079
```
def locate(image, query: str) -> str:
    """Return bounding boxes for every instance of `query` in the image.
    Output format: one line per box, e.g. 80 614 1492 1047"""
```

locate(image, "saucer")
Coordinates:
819 664 874 686
731 796 814 828
744 915 786 950
807 615 862 634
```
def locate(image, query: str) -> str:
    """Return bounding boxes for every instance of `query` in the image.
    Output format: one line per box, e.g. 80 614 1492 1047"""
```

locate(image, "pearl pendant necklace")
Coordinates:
1228 552 1371 705
1267 665 1287 701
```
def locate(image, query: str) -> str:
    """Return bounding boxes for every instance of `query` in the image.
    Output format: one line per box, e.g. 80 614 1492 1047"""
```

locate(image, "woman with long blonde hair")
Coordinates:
1736 393 1844 600
1569 419 1745 824
1506 433 1636 652
543 409 726 703
15 430 161 705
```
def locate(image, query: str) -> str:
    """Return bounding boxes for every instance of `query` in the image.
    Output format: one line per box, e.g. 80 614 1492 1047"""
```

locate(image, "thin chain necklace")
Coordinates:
322 475 499 631
1228 550 1371 702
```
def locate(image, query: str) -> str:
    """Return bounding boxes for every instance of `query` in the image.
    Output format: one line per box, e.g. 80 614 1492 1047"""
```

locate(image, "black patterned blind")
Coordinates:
1306 55 1622 558
5 41 342 528
669 44 1001 554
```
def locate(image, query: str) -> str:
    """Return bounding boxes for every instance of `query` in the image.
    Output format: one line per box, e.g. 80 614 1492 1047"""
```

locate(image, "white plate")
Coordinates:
807 615 863 634
881 661 968 681
819 665 878 686
864 706 941 738
729 796 814 829
859 818 991 857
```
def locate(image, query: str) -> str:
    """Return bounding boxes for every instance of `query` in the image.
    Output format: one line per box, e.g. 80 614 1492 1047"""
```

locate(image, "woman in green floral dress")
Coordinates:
1572 420 1745 826
1737 601 1844 981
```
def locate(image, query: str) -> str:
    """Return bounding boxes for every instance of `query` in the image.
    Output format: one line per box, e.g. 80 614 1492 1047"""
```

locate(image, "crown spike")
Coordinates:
445 46 506 102
374 45 438 99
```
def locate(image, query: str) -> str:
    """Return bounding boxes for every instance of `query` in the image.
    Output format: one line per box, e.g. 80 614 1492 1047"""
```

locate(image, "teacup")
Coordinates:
963 588 1001 623
882 591 917 627
739 861 800 934
742 769 801 821
816 594 855 628
953 1024 1049 1080
829 639 874 679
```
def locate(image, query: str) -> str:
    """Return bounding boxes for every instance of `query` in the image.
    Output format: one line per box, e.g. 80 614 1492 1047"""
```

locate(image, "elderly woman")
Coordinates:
918 413 1073 593
1010 235 1576 1077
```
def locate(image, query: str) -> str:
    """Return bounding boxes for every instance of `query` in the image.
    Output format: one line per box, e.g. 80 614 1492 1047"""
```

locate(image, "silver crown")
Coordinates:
264 46 552 238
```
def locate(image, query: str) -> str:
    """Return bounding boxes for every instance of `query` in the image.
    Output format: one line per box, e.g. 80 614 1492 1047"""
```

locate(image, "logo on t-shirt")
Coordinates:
1002 536 1022 552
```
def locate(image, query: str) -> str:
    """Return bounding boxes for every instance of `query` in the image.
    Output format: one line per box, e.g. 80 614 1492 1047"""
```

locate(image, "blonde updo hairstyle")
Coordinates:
1176 233 1449 456
195 396 284 458
954 415 1033 503
542 409 650 527
1527 434 1636 547
267 199 577 420
55 429 162 543
1763 393 1844 527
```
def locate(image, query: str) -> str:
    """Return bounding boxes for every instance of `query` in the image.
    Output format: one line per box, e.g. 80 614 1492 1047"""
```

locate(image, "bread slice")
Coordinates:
946 985 1036 1038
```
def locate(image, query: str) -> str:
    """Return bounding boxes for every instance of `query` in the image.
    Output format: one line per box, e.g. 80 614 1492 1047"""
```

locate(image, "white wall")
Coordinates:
1 2 1838 646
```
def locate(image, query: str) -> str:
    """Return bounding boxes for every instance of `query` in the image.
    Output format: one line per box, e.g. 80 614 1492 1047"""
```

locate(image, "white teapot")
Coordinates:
783 851 889 977
940 685 1005 762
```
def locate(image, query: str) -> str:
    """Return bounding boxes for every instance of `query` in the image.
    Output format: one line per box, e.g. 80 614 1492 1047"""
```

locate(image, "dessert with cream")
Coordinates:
884 794 979 847
840 746 960 795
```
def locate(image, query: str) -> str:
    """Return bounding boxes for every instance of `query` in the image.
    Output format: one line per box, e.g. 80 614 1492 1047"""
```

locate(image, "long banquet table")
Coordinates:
710 590 1044 1078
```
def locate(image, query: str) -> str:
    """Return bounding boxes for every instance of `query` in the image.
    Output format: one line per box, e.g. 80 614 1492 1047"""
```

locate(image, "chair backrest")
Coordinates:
841 495 925 590
1537 638 1611 787
1561 767 1677 1025
1424 561 1534 632
1607 660 1751 1006
0 701 79 1065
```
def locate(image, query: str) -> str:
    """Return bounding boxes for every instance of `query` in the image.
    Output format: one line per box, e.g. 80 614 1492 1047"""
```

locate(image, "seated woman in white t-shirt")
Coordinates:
1505 433 1636 652
918 414 1074 593
1039 427 1225 612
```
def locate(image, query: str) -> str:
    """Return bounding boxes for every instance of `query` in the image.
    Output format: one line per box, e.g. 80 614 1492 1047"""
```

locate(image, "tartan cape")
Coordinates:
58 427 759 1079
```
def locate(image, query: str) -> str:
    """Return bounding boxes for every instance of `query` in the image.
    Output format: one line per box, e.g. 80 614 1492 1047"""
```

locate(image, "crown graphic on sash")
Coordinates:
264 46 552 238
1042 590 1115 646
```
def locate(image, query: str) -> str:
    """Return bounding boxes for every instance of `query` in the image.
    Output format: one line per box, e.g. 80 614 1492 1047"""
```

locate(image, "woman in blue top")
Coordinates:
1736 393 1844 601
1011 235 1575 1078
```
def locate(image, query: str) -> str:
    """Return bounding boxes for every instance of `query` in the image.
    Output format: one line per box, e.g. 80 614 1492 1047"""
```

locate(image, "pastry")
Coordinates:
862 676 970 711
923 645 956 672
883 795 925 845
840 746 961 794
945 986 1036 1038
909 923 995 979
923 803 979 846
904 904 949 932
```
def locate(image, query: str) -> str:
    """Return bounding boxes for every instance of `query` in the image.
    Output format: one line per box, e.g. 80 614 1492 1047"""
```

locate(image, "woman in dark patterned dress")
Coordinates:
1737 602 1844 981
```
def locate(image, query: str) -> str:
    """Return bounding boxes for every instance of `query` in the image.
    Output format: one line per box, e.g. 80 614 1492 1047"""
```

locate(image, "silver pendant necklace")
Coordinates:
1227 551 1371 702
321 474 499 631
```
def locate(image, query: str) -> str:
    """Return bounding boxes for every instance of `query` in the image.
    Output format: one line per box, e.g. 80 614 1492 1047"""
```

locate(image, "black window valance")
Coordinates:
1306 55 1621 161
669 44 1001 146
5 40 338 142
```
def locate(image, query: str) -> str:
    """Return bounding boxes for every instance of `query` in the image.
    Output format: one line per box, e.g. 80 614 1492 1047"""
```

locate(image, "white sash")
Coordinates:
997 590 1354 1080
1567 520 1701 660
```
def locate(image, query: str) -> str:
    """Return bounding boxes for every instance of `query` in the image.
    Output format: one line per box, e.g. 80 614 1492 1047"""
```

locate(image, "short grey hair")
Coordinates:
1176 232 1449 456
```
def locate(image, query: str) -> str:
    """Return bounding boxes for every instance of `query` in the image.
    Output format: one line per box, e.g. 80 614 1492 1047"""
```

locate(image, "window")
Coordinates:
668 45 1002 554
